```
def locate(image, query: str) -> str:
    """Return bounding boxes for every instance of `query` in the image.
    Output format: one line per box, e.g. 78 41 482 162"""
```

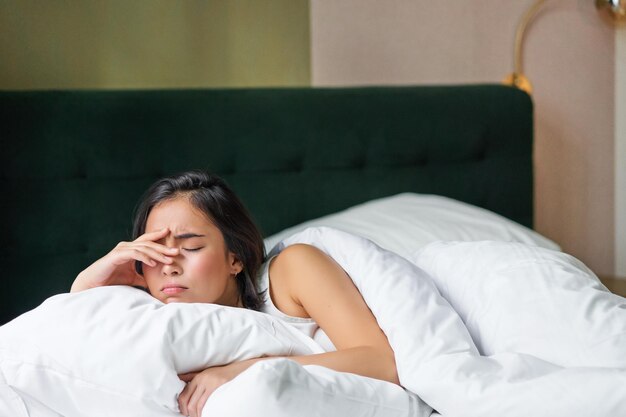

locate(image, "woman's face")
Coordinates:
142 197 242 306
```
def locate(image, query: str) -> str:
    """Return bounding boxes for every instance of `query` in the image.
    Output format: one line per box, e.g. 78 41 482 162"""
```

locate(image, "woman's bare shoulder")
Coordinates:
270 244 338 285
273 243 327 264
267 244 328 318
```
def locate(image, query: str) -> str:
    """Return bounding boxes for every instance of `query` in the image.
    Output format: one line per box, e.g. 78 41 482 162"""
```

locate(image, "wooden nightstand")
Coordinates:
598 276 626 297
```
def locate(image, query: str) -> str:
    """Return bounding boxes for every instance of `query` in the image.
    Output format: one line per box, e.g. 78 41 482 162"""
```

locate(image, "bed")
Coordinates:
1 85 624 417
0 84 533 324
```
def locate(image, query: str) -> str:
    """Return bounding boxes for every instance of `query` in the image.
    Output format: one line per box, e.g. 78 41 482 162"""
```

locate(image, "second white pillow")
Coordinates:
412 240 626 368
264 193 559 258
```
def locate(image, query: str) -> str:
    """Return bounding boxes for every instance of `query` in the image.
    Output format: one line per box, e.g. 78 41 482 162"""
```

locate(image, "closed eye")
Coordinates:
183 247 204 252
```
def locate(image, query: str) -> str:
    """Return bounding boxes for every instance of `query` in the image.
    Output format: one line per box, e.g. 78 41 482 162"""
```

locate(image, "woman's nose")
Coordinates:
161 259 182 276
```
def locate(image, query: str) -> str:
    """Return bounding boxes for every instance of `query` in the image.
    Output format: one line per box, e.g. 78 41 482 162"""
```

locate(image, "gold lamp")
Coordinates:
595 0 626 24
504 0 625 95
502 0 546 94
502 0 547 95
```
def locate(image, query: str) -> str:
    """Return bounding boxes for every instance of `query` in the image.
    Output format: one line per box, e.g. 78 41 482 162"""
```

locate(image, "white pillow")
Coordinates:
203 359 431 417
0 286 321 417
411 240 626 368
264 193 559 258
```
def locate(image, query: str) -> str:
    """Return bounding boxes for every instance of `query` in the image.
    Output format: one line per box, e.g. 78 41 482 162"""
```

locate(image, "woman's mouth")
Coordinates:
162 285 188 295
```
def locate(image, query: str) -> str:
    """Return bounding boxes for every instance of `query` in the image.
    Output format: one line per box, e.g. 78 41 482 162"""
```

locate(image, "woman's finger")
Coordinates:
129 245 176 265
115 246 173 269
134 227 170 242
135 240 180 256
118 249 156 268
178 383 193 416
197 391 210 417
188 385 206 417
133 242 179 261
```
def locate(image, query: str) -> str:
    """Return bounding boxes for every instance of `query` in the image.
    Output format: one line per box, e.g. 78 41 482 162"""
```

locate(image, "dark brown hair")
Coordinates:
132 170 266 310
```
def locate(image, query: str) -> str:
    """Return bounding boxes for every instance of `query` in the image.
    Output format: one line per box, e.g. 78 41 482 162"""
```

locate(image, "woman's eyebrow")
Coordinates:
173 233 206 240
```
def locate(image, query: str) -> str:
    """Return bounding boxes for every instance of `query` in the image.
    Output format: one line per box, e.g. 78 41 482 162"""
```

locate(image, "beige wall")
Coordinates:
311 0 616 276
0 0 618 275
617 29 626 276
0 0 310 89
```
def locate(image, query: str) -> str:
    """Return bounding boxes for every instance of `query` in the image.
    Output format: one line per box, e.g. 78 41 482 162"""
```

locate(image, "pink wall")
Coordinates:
311 0 615 275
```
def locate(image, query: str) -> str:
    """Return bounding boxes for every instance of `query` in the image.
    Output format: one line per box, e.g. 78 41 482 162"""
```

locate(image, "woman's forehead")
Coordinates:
146 198 214 232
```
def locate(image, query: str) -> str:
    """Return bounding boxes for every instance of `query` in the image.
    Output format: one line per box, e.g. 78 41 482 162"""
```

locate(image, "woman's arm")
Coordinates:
268 243 399 384
70 228 178 292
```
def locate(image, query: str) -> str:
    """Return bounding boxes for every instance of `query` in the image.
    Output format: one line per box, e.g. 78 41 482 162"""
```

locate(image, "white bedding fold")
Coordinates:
202 359 428 417
0 370 29 417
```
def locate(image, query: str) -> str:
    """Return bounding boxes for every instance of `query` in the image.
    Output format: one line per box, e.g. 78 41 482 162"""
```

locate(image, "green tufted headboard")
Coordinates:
0 85 533 324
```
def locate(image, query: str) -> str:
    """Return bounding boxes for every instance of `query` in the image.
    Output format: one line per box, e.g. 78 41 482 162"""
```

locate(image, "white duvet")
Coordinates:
277 228 626 416
1 227 625 416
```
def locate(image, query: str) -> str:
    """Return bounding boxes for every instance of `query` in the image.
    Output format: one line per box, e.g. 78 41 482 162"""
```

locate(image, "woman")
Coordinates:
70 170 398 417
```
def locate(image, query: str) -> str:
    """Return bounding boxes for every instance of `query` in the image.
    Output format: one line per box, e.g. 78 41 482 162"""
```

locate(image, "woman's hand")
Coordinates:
70 228 179 292
177 360 260 417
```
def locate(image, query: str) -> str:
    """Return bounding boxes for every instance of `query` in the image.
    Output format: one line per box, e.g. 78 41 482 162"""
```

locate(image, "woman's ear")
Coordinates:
228 253 243 275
